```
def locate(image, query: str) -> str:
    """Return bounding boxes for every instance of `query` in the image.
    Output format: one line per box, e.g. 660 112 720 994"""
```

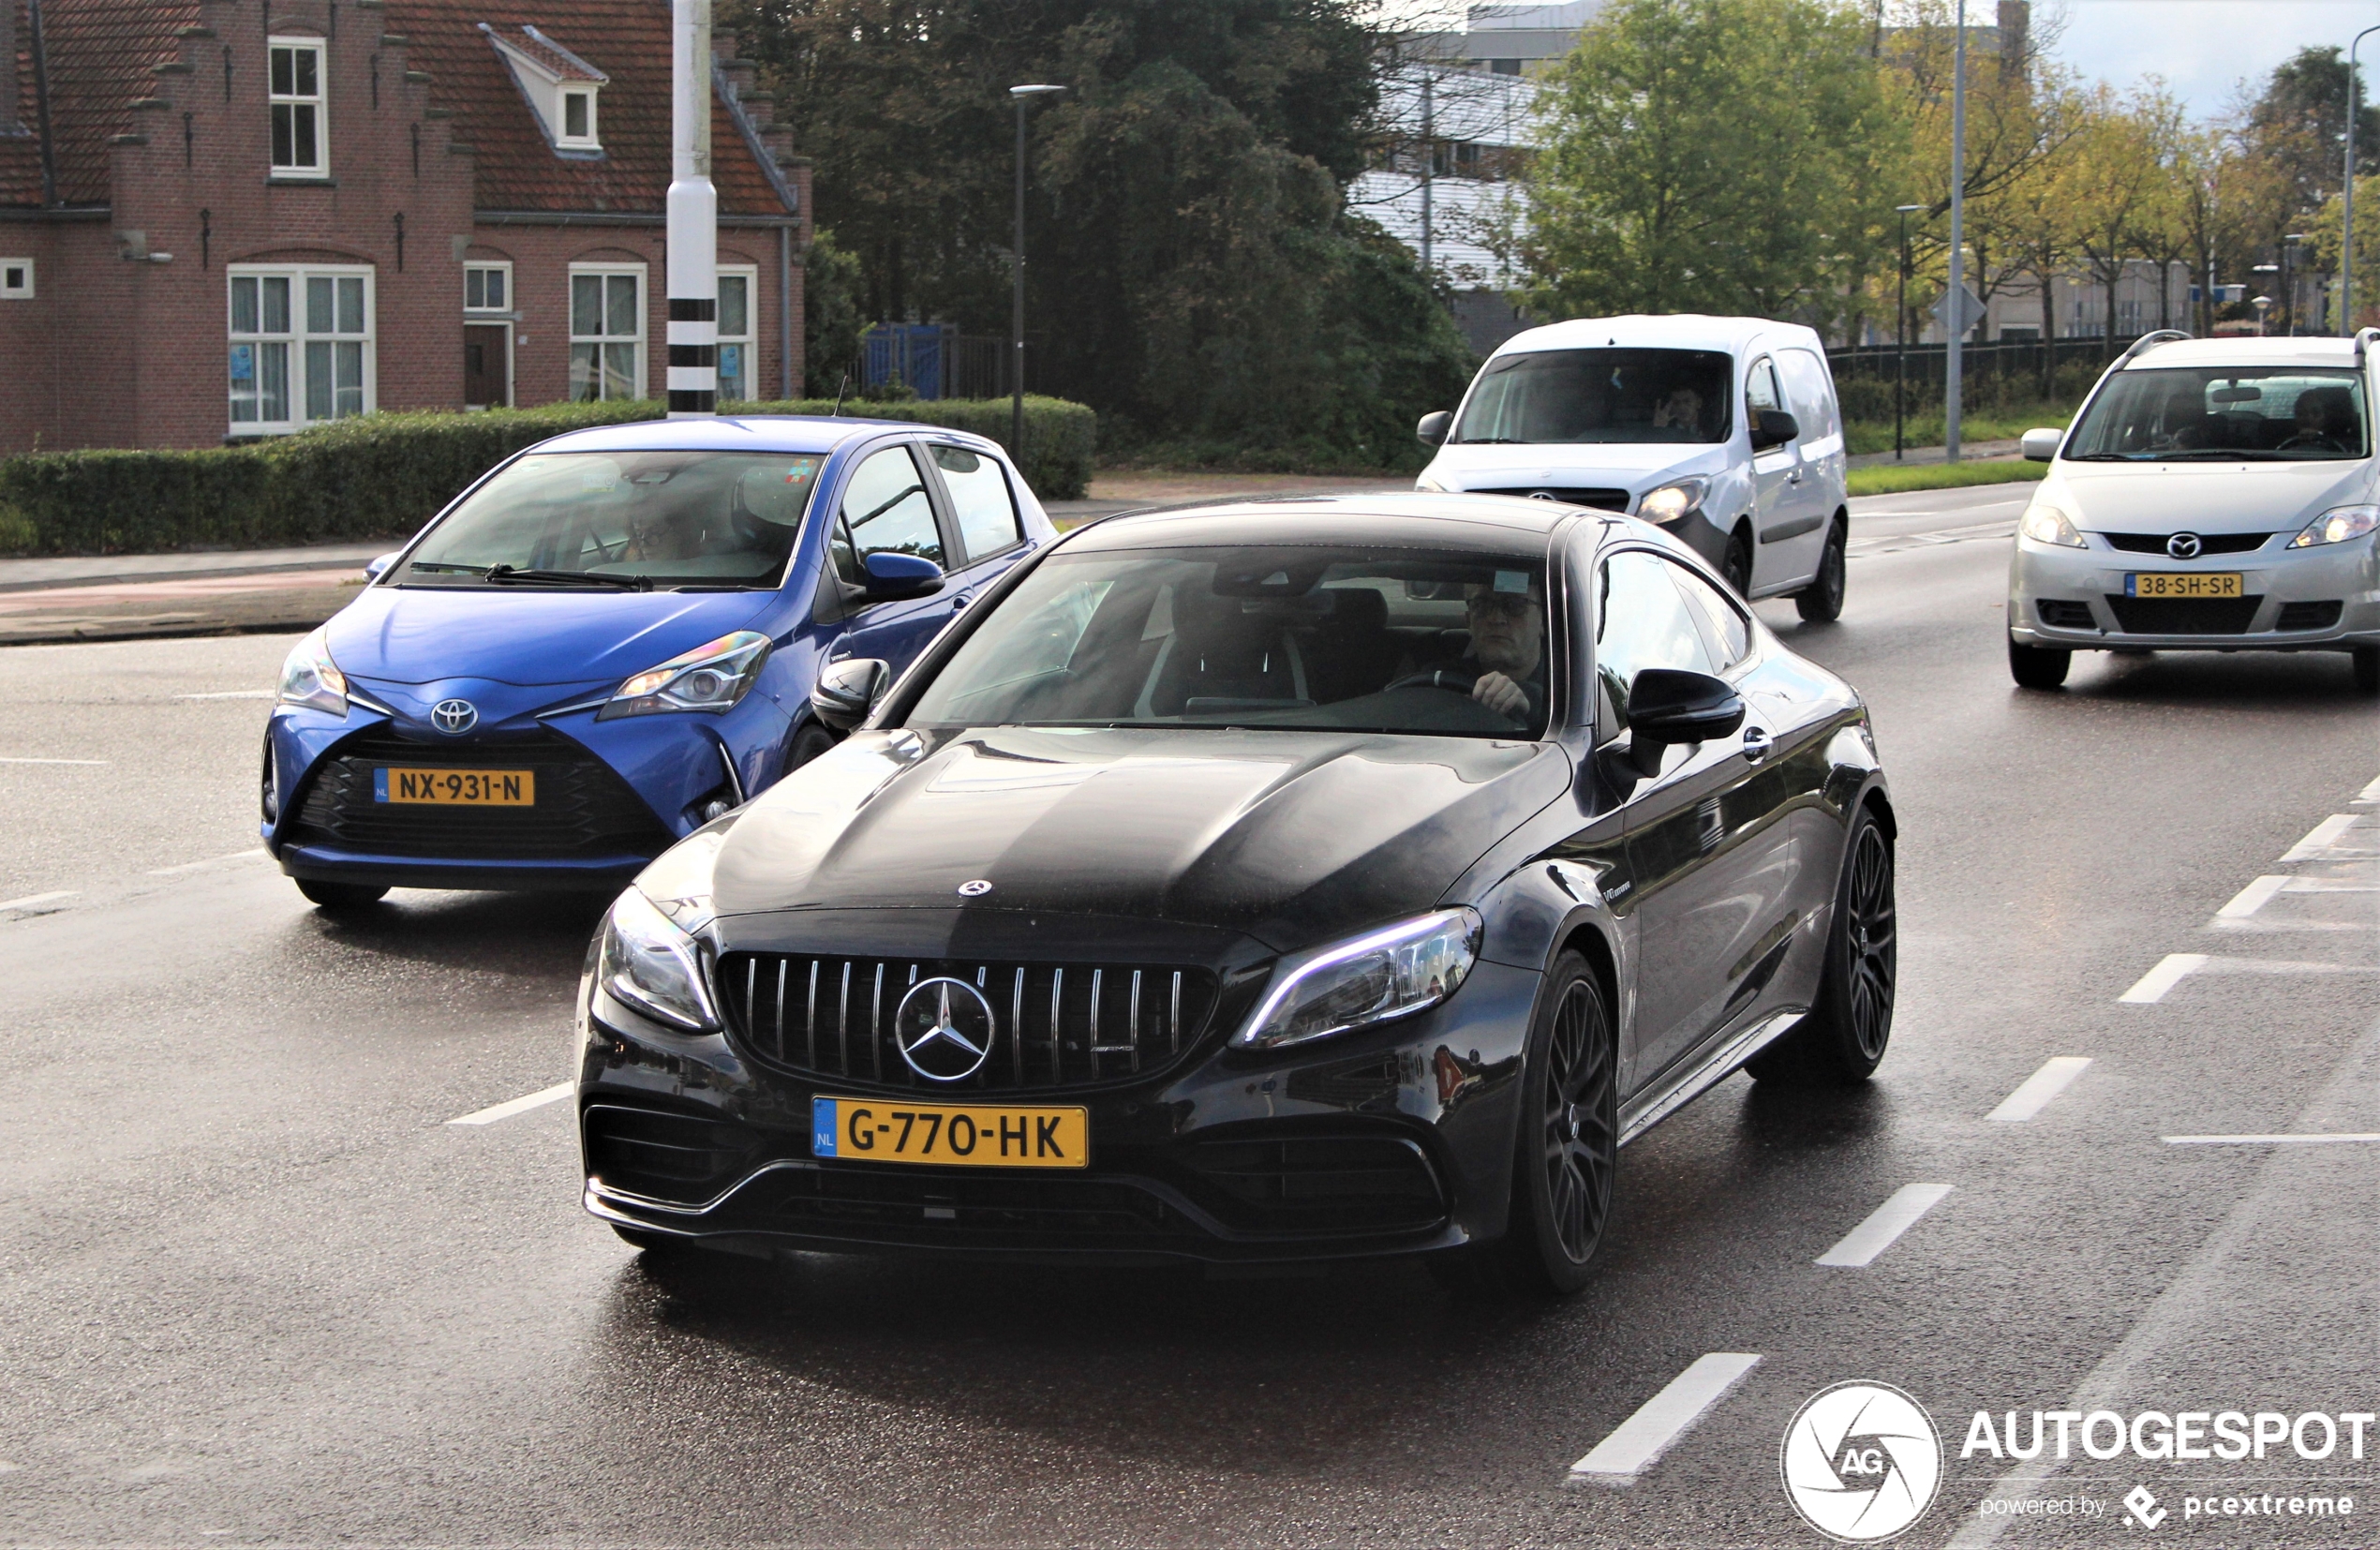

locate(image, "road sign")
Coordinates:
1931 283 1987 336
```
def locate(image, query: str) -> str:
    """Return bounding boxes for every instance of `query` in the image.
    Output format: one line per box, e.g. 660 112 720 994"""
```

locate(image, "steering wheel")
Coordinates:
2278 432 2345 453
1384 666 1480 696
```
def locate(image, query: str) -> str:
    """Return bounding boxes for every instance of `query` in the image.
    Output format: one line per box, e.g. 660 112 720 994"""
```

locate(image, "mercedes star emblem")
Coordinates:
2166 531 2203 559
894 977 997 1081
430 698 479 735
957 879 993 897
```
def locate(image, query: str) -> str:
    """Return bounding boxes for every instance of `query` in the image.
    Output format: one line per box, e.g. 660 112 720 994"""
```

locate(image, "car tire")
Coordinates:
1721 528 1755 598
783 721 839 775
1793 517 1848 622
1432 951 1616 1299
295 878 389 911
1747 808 1896 1087
2353 646 2379 695
2008 637 2071 689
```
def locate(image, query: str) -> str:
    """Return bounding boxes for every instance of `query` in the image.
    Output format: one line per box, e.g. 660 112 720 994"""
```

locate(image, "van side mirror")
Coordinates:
1625 667 1745 771
1417 410 1453 447
1748 410 1800 453
862 550 944 602
811 657 890 732
364 552 400 582
2020 427 2063 462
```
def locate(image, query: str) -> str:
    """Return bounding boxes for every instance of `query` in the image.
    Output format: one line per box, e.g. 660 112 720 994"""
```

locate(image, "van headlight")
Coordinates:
2291 504 2380 548
596 888 718 1031
2018 502 2085 548
1638 478 1709 525
1234 909 1480 1051
275 627 349 715
598 632 770 721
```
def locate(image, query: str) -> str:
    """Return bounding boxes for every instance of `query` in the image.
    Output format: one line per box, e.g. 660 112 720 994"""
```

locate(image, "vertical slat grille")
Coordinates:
716 953 1221 1092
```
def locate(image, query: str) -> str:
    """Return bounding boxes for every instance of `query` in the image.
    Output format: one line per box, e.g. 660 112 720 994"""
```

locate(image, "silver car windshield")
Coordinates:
2065 367 2371 462
1452 348 1733 445
399 451 824 589
910 546 1552 738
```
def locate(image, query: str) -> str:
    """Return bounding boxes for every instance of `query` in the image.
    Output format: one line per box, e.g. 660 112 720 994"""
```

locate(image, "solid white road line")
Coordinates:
1569 1353 1763 1479
1987 1057 2092 1123
1815 1184 1956 1268
0 890 77 913
173 690 275 700
2162 1133 2380 1145
2281 814 2359 862
145 848 268 876
446 1082 573 1126
2119 953 2208 1004
0 756 110 767
2216 875 2291 919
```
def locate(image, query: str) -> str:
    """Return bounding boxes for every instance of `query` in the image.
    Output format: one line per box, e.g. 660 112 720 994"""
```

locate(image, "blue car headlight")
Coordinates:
276 627 349 716
596 888 718 1031
1234 908 1481 1051
597 631 771 721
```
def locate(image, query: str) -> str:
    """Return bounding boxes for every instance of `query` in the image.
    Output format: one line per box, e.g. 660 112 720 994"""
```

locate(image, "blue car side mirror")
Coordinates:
863 550 945 602
364 552 400 582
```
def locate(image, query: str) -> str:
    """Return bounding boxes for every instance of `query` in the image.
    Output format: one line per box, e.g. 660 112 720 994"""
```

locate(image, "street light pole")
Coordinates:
2347 26 2380 335
2283 234 2306 336
1895 204 1923 462
1009 84 1065 459
1946 0 1968 463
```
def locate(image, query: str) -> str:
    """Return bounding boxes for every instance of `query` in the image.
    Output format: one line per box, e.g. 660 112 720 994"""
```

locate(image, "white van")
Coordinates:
1415 315 1852 618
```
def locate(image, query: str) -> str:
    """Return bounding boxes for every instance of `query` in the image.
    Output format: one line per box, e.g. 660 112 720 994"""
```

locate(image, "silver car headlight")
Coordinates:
2290 504 2380 548
1234 908 1480 1051
276 626 349 715
596 888 719 1031
2018 502 2085 548
597 631 770 721
1638 478 1710 526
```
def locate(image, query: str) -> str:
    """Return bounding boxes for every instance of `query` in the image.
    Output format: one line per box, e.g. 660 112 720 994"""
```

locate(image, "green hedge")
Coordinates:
0 395 1094 556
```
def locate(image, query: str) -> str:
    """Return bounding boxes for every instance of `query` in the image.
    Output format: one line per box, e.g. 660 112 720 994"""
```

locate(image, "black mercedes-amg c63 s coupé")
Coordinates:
574 493 1897 1293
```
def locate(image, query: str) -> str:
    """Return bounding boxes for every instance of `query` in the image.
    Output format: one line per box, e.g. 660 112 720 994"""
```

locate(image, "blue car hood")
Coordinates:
326 586 777 689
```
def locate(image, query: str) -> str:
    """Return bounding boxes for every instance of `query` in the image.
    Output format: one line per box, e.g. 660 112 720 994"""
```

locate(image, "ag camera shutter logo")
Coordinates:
1780 1381 1942 1542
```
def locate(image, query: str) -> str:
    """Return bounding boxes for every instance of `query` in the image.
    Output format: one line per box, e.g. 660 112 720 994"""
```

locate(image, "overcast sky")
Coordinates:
2046 0 2380 116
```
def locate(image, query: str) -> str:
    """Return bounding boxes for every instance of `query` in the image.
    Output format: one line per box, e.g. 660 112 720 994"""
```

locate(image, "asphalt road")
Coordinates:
0 483 2373 1548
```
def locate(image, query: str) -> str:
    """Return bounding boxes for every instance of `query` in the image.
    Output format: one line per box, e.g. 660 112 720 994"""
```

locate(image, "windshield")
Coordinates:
909 546 1553 738
1452 348 1733 445
398 451 825 589
2065 367 2371 462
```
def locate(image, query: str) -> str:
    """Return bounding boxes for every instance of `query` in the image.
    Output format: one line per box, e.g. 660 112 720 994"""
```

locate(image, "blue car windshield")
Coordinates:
399 451 824 588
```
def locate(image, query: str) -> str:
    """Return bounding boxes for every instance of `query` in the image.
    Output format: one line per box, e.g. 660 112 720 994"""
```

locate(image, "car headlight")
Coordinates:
597 631 771 721
596 887 718 1031
2290 504 2380 548
1638 478 1709 525
276 626 349 715
2018 502 2085 548
1234 908 1480 1051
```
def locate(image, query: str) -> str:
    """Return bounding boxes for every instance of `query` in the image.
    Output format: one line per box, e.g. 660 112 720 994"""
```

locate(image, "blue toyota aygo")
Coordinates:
262 415 1055 909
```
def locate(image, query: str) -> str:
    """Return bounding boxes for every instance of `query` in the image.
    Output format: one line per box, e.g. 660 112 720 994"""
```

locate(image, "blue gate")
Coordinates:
861 324 947 400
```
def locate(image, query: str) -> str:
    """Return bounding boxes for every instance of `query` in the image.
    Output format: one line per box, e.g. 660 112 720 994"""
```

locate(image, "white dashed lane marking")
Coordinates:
2280 814 2367 862
1568 1353 1763 1480
2162 1133 2380 1146
146 848 268 876
2356 773 2380 806
1815 1184 1955 1267
2123 954 2375 1003
2120 953 2208 1004
2215 875 2291 920
0 756 110 767
0 890 77 914
173 690 275 700
446 1082 573 1126
1987 1057 2092 1122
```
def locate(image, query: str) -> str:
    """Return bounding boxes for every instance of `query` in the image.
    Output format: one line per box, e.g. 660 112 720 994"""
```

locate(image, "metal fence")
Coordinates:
860 326 1033 401
1823 337 2124 418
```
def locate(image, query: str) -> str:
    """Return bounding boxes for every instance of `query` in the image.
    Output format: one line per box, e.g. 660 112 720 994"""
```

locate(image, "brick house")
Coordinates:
0 0 809 456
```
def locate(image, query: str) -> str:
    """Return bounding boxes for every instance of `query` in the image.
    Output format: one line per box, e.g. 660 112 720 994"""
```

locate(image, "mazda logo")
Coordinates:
2166 531 2203 559
430 698 479 735
894 978 997 1081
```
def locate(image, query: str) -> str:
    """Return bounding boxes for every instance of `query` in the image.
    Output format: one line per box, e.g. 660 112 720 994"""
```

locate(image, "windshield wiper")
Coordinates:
404 560 487 574
1454 437 1529 444
483 565 652 590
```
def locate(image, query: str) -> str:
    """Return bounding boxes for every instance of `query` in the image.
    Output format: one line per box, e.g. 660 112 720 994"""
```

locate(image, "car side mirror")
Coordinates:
811 657 890 732
1748 410 1800 453
364 552 400 582
1417 410 1453 447
862 550 945 602
2020 427 2063 462
1625 667 1745 771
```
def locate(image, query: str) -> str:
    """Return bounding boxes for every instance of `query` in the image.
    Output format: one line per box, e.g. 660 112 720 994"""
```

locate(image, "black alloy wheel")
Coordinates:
2354 646 2379 695
295 878 389 911
2008 637 2071 689
1794 517 1848 622
1748 808 1897 1085
1721 528 1755 599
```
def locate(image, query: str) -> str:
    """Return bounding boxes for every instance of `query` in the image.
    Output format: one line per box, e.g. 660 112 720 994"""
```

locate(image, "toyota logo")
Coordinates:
2166 531 2204 559
430 698 479 735
1527 490 1559 501
894 977 997 1081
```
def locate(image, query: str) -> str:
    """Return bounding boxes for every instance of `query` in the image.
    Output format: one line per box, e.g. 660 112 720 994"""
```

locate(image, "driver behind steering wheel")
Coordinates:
1460 574 1546 723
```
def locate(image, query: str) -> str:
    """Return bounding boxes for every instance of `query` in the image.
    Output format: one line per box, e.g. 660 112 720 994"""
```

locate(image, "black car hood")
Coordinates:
708 726 1571 954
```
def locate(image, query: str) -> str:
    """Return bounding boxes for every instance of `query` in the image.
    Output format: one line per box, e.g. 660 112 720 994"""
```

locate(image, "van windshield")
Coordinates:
2065 367 2370 461
1452 349 1733 445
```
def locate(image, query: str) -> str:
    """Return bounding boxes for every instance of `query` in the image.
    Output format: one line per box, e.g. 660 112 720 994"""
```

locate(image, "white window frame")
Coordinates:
568 262 647 401
463 261 514 315
228 263 376 435
557 87 601 151
715 264 759 404
267 37 329 178
0 259 31 299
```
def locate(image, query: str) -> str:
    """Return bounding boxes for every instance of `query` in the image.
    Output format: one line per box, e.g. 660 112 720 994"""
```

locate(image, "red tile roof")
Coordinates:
3 0 200 207
493 24 605 84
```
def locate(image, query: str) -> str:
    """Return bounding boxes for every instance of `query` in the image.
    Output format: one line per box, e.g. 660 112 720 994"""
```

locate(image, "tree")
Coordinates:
2244 45 2380 224
1515 0 1904 332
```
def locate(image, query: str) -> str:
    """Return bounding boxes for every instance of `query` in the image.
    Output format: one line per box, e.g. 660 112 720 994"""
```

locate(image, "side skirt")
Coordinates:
1617 1006 1807 1146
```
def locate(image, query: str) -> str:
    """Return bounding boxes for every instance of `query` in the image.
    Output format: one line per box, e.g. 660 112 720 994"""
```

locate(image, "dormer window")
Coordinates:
482 24 608 157
559 88 597 148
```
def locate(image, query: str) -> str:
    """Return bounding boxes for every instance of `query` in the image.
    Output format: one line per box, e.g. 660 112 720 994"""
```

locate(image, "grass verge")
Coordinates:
1846 459 2047 498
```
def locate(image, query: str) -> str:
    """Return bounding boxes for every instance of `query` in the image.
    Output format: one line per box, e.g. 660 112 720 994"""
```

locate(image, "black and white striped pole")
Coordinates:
666 0 718 418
